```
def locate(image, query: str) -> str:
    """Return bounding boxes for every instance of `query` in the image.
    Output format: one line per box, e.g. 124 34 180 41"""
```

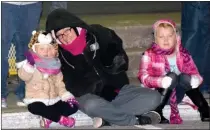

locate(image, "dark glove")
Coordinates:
66 98 79 108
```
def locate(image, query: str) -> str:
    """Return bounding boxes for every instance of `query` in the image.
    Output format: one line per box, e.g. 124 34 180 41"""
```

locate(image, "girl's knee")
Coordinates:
71 104 79 114
179 73 192 90
166 72 179 90
179 73 191 83
28 102 45 114
167 72 178 81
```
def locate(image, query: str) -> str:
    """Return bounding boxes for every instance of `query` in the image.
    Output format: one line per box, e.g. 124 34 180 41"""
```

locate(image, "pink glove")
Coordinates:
66 98 79 108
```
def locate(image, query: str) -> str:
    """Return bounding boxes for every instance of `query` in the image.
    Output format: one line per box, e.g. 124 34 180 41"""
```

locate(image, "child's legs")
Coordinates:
173 86 185 104
156 72 179 110
179 73 192 91
28 102 62 122
161 73 189 105
54 100 78 117
28 101 78 122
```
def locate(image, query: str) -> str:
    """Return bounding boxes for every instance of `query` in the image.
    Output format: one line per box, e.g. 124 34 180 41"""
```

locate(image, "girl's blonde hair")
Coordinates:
156 23 176 33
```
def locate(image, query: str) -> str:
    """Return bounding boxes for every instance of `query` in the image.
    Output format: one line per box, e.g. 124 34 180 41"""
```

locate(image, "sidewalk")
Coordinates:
2 77 209 128
3 75 210 114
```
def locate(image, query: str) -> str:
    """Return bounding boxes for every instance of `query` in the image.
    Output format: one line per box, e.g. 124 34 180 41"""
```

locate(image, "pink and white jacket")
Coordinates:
138 19 203 89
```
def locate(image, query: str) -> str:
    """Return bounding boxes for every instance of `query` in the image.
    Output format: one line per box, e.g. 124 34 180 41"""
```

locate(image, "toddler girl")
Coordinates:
16 30 79 128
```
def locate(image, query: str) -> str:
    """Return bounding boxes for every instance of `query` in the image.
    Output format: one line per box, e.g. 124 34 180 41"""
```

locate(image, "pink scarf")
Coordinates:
151 42 175 55
25 51 61 75
60 29 87 56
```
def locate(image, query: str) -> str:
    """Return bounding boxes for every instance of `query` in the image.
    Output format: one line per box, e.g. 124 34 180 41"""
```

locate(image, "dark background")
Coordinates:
42 1 181 16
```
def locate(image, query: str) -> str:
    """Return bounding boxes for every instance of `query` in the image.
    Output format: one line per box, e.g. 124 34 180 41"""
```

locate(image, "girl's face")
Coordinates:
35 44 57 58
155 26 177 50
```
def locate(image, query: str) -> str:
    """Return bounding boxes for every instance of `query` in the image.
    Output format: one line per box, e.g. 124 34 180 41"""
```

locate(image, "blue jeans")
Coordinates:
181 2 210 88
50 2 67 13
1 2 42 100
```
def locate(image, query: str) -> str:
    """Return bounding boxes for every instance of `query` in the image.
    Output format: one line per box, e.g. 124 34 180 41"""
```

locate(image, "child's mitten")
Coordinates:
161 76 172 89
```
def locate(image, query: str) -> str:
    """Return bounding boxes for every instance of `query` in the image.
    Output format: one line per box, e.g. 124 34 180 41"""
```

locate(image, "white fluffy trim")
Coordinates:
23 97 61 106
61 92 74 101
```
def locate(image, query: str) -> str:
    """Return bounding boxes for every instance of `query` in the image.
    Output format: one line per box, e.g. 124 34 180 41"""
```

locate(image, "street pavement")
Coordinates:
2 79 210 129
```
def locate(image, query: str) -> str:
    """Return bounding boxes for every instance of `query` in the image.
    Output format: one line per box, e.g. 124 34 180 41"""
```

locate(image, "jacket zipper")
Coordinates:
59 50 75 69
82 52 104 93
82 52 99 76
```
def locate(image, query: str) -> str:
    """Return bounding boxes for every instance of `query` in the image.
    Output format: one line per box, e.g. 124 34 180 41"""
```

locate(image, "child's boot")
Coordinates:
58 116 75 128
155 88 173 124
40 117 52 128
186 88 210 121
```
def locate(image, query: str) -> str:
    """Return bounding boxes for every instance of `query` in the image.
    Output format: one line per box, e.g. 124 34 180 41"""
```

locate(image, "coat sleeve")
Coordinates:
55 72 74 101
138 52 163 88
90 24 128 74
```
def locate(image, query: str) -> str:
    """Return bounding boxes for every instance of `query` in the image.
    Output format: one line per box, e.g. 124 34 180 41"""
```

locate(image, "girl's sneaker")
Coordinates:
58 116 75 128
2 98 7 108
40 117 52 128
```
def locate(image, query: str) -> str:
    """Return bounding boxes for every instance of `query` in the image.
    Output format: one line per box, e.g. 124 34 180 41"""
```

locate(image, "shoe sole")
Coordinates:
40 119 46 128
93 117 103 128
2 105 7 108
40 117 50 128
141 111 161 124
16 102 27 107
201 117 210 122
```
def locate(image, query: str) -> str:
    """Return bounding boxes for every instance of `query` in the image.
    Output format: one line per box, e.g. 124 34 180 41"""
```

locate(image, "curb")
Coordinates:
2 105 200 129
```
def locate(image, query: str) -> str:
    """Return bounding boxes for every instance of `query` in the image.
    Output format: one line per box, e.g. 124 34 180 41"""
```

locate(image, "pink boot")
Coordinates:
169 88 183 124
40 117 52 128
58 116 75 128
170 114 183 124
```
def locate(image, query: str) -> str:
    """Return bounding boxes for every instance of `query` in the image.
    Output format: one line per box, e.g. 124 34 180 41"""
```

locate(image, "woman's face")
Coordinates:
56 27 77 44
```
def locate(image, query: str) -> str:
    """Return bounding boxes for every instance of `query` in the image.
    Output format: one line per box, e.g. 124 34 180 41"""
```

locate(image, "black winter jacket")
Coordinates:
46 9 129 101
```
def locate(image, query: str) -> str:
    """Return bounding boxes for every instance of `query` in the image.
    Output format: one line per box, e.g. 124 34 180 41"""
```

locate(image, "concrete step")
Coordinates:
2 105 201 129
110 25 181 50
126 49 144 78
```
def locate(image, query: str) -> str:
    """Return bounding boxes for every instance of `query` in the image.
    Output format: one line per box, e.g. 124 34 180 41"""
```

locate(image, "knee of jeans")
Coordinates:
179 73 192 90
83 99 101 115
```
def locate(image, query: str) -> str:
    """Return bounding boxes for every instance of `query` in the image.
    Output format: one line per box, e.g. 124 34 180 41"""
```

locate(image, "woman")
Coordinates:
45 9 162 128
